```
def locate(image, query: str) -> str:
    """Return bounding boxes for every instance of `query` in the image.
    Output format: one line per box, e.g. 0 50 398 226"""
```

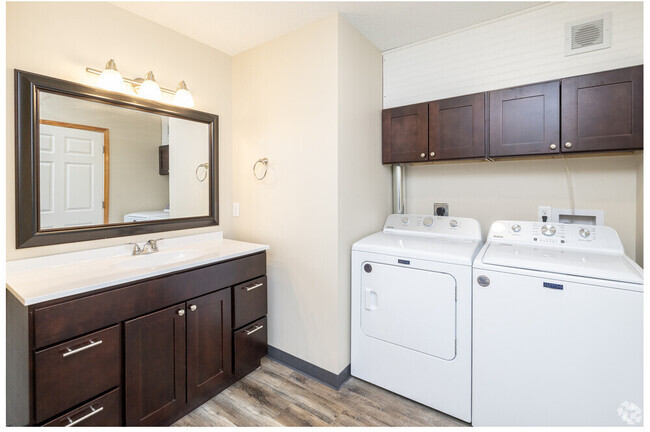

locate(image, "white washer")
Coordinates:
351 214 483 422
472 220 643 427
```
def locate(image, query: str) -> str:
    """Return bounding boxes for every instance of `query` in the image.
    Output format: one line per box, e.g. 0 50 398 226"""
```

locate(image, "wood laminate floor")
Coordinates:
174 357 468 427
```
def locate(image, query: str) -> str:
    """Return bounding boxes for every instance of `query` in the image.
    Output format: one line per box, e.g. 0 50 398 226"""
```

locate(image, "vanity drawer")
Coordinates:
234 317 267 379
43 387 121 426
34 325 121 423
233 276 267 329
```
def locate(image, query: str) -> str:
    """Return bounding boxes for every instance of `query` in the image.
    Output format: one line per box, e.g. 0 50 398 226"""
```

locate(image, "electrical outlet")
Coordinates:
434 203 449 216
538 205 552 223
233 202 240 217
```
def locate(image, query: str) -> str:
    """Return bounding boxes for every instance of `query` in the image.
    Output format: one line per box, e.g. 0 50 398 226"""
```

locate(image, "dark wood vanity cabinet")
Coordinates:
561 65 643 153
6 251 267 427
429 93 486 160
382 103 429 163
488 81 560 157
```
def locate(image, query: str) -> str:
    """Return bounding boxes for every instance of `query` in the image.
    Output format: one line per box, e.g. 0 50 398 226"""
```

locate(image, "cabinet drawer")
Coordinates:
35 325 121 423
233 276 267 329
43 387 121 426
234 317 267 379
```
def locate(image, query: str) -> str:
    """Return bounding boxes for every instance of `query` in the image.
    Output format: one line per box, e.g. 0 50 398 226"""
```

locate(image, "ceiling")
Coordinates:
112 1 545 56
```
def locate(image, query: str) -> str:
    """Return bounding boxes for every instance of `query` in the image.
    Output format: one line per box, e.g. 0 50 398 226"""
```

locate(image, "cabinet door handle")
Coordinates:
62 339 102 358
245 325 264 336
189 304 197 312
245 283 264 292
65 405 103 427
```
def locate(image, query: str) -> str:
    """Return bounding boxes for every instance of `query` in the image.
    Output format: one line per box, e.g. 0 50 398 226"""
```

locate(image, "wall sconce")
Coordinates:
86 59 195 107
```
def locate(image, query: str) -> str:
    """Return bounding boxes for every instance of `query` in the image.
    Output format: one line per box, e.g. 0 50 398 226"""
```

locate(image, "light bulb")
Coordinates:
97 59 124 92
137 71 162 101
173 81 194 107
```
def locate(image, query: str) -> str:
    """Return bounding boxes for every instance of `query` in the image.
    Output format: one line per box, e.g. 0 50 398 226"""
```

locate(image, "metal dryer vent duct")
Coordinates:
392 164 406 214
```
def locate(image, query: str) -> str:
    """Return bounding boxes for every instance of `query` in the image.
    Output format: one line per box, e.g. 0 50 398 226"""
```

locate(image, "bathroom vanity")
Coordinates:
6 233 269 426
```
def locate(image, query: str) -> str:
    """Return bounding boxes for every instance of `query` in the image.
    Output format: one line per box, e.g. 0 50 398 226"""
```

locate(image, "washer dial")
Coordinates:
401 216 409 225
579 228 591 238
541 224 557 236
423 216 434 227
449 219 458 228
511 224 521 233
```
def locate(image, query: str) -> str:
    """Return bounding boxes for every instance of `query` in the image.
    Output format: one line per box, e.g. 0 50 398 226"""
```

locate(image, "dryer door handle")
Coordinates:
364 287 378 311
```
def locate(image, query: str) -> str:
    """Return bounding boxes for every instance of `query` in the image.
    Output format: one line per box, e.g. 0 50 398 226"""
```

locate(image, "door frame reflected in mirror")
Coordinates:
15 69 219 248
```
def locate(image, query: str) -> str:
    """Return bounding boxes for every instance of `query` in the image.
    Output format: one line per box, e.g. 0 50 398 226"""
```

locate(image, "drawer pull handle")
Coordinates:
65 405 103 427
245 325 264 336
245 283 264 292
62 339 102 357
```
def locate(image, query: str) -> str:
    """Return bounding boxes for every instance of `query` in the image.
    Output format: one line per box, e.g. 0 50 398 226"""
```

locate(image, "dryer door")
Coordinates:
360 262 457 360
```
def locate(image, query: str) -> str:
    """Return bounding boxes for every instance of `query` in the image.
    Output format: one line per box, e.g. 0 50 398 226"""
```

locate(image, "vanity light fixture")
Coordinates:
173 81 195 108
137 71 163 101
96 59 124 92
86 60 195 107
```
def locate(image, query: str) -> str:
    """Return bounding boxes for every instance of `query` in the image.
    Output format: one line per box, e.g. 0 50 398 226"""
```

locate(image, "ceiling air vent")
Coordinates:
565 13 611 56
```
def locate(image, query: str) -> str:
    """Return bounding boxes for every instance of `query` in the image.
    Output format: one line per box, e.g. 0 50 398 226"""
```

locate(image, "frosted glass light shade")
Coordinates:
173 81 194 107
138 71 162 101
97 59 124 92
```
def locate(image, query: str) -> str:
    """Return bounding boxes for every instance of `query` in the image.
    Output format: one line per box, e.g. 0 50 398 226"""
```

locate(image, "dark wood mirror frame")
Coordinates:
14 69 219 248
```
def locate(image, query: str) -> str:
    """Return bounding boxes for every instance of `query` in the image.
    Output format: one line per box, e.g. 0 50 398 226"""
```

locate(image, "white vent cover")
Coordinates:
565 13 611 56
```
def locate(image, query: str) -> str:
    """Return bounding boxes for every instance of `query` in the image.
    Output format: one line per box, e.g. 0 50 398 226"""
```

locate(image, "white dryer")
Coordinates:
351 214 483 422
472 220 643 427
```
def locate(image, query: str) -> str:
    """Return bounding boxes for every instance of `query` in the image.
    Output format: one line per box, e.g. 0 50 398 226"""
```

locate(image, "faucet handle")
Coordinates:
126 242 142 255
147 238 163 251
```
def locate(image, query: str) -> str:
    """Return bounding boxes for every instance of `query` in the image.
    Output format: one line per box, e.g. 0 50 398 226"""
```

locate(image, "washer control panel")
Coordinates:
383 214 482 240
487 220 623 253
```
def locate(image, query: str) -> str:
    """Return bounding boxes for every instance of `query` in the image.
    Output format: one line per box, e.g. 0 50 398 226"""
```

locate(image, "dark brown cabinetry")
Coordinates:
232 276 268 379
382 103 429 163
429 93 486 160
562 65 643 153
6 251 267 427
489 81 560 157
125 304 187 426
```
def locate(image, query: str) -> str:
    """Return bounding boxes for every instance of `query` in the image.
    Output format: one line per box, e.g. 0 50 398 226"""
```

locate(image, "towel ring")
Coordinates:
253 158 269 180
195 163 209 182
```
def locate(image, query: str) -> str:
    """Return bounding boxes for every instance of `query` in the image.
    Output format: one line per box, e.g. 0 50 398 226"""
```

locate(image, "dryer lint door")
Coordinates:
360 262 457 360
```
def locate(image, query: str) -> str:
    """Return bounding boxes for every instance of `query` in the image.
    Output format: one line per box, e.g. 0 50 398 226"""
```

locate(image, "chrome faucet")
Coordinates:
126 239 163 255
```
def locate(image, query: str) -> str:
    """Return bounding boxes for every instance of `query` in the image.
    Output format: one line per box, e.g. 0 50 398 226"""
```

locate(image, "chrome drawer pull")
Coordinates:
65 406 103 427
245 283 264 292
62 339 102 357
245 325 264 336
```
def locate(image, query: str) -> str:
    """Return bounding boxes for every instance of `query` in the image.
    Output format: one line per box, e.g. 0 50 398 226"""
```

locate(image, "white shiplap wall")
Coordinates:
381 1 644 264
383 2 643 107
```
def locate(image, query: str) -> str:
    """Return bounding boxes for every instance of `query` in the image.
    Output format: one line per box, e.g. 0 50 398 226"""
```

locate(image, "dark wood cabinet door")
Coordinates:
125 303 186 426
234 317 268 380
429 93 486 160
186 289 232 405
562 65 643 153
382 103 429 163
489 81 560 157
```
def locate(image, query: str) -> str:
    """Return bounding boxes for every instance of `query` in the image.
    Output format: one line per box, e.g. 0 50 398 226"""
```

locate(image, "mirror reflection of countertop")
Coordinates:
6 232 269 306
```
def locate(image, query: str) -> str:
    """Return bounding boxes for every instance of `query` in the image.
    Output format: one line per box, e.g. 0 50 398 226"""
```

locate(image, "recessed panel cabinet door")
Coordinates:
429 93 486 160
382 103 429 163
489 81 560 157
186 289 232 404
125 303 186 426
562 65 643 153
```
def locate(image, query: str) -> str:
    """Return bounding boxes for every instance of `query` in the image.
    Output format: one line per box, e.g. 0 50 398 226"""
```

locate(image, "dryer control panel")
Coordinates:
383 214 482 240
487 220 624 253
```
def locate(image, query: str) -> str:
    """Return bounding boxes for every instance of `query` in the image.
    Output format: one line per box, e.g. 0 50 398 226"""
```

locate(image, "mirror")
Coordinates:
15 70 219 248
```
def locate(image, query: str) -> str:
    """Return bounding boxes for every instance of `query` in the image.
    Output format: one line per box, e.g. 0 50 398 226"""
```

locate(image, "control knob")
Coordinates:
579 228 591 238
541 224 556 236
449 219 458 228
401 216 409 225
511 224 521 233
423 216 434 227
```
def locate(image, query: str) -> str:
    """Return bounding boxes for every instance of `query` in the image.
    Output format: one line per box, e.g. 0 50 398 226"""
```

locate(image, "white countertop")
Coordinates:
6 232 269 306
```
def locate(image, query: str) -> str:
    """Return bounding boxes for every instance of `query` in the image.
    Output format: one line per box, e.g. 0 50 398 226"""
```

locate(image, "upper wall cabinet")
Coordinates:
561 65 643 153
382 103 428 163
488 81 560 157
429 93 486 161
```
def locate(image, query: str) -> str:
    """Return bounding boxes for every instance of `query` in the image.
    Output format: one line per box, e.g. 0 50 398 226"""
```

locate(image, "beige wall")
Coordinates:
6 2 232 260
383 2 644 264
40 94 169 224
232 15 388 375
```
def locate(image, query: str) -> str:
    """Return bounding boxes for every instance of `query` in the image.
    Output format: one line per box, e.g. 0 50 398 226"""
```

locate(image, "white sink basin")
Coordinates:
112 249 206 271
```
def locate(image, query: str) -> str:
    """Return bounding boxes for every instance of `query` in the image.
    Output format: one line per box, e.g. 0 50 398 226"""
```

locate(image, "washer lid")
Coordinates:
482 243 644 285
353 232 482 265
